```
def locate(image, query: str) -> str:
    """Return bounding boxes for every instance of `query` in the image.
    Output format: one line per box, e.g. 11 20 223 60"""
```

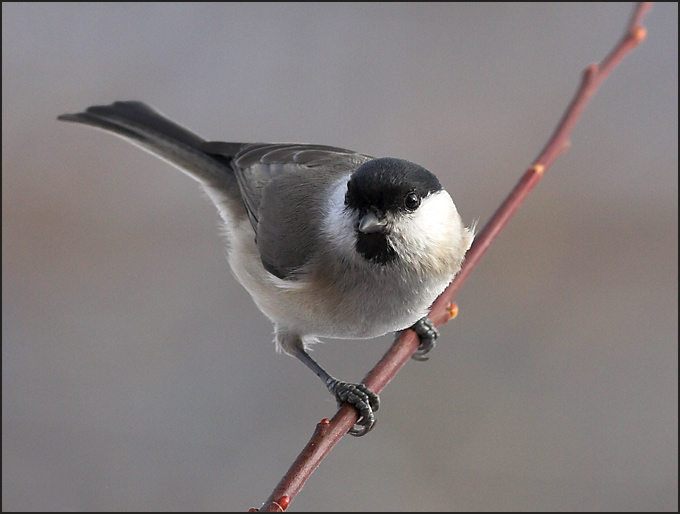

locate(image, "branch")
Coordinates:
256 3 651 511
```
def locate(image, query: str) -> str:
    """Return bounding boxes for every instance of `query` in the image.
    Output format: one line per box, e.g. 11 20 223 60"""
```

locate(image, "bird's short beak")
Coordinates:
358 212 388 234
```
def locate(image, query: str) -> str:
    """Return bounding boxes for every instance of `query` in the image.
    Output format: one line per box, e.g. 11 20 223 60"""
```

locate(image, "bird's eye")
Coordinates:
404 192 421 211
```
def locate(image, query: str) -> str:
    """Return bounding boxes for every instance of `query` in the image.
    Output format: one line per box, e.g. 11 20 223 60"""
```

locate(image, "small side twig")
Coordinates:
257 3 651 511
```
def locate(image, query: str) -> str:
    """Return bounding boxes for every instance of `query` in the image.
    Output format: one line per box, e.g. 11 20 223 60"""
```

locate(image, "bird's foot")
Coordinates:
410 317 439 361
327 379 380 437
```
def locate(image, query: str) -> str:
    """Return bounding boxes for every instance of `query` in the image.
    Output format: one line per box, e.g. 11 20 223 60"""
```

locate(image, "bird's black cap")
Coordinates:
345 157 442 215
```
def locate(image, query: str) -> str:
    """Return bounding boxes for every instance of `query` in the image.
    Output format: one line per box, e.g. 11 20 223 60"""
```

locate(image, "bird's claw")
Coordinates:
411 317 439 361
327 380 380 437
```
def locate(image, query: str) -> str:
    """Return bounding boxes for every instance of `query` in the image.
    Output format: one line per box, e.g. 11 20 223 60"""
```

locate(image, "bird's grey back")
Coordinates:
201 142 374 278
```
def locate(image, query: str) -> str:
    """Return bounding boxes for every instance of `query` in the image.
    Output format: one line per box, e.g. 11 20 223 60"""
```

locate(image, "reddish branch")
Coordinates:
256 3 651 511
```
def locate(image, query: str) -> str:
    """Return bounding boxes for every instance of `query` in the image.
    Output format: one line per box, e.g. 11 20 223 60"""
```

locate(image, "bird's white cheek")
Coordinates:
396 190 471 272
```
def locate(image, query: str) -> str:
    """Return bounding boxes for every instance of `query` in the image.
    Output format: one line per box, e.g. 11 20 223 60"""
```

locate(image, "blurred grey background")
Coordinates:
2 2 677 511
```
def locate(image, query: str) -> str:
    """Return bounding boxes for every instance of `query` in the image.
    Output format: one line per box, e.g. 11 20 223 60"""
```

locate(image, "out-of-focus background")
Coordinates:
3 3 677 511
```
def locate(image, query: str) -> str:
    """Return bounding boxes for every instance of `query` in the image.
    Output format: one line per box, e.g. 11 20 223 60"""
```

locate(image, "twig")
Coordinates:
256 3 651 511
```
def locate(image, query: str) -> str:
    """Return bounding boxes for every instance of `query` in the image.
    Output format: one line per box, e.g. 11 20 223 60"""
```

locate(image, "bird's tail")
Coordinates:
58 101 236 188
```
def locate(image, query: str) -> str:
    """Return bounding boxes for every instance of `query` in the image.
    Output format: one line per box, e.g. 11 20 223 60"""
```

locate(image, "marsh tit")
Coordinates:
58 101 473 436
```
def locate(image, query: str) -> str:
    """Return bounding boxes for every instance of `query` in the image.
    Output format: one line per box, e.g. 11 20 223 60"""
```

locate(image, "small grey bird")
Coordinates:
58 101 473 436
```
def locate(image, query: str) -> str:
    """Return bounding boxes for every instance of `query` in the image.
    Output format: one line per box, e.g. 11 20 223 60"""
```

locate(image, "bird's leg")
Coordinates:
294 347 380 436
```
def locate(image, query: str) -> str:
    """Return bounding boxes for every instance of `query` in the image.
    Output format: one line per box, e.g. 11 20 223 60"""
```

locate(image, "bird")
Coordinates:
58 101 474 436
